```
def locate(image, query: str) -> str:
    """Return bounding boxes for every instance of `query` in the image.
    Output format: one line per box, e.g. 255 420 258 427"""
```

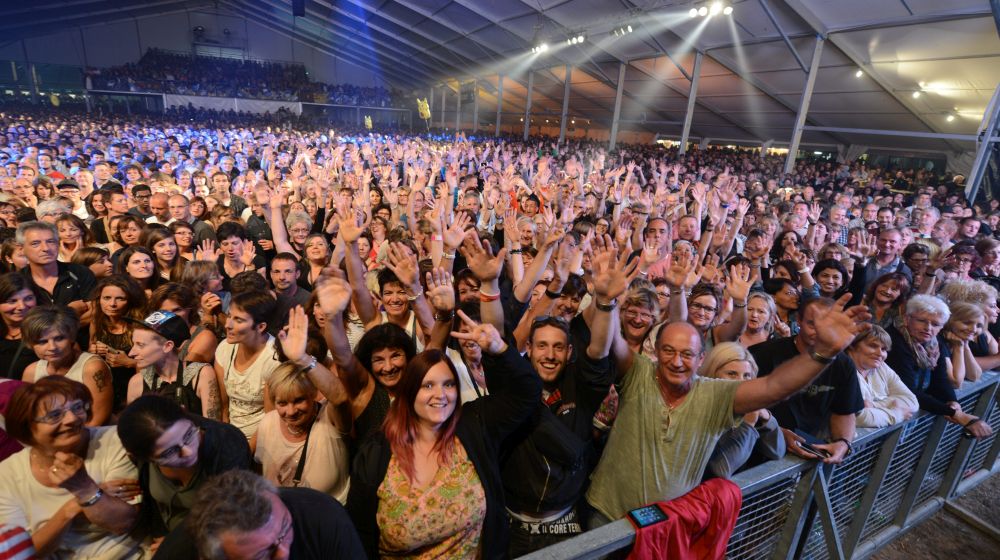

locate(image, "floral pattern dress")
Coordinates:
376 441 486 559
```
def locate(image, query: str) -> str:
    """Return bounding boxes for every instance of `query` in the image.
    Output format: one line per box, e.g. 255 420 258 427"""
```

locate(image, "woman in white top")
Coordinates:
0 377 141 559
846 325 919 428
21 306 113 427
213 291 281 442
253 306 352 503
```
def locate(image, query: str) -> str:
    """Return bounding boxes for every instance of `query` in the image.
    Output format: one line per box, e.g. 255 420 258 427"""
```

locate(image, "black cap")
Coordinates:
56 179 80 191
129 311 190 347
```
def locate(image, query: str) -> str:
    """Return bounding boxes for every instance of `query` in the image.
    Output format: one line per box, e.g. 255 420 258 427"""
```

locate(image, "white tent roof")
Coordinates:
4 0 999 153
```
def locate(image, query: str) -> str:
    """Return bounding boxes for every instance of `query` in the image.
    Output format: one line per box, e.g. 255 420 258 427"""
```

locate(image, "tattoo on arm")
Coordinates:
204 376 222 421
92 368 108 392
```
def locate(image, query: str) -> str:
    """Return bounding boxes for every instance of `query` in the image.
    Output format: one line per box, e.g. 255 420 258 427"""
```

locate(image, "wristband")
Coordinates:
638 270 648 276
479 291 500 302
442 251 456 259
829 437 853 457
669 288 689 296
595 299 617 312
544 289 562 300
432 235 443 242
79 488 104 507
297 356 318 372
434 310 455 322
798 268 809 274
509 249 523 255
809 350 835 364
406 289 423 301
733 300 747 309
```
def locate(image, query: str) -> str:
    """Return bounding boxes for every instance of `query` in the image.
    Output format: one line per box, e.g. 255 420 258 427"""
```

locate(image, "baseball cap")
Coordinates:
129 311 190 347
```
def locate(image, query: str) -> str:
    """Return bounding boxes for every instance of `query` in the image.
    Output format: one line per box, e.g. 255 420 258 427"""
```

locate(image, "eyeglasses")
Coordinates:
34 399 89 424
689 302 718 314
624 309 656 322
659 346 699 361
152 423 200 463
252 513 293 560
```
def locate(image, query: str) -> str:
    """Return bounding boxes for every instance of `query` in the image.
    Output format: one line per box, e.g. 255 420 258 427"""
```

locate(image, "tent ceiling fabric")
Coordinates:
8 0 999 152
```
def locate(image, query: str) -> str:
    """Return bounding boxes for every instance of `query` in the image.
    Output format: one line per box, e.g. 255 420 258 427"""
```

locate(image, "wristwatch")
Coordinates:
830 437 854 457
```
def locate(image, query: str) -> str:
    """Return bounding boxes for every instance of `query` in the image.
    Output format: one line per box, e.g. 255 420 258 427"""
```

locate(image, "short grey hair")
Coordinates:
36 200 67 218
284 210 312 231
906 294 951 322
15 220 58 245
190 471 280 560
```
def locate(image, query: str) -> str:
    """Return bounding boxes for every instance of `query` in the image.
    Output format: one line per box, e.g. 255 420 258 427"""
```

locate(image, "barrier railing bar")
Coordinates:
520 375 999 560
891 415 947 528
853 497 944 559
812 466 847 560
842 426 905 557
940 381 999 499
776 468 818 560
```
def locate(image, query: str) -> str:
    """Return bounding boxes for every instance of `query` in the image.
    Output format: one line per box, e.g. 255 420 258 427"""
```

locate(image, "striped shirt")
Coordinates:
0 524 35 560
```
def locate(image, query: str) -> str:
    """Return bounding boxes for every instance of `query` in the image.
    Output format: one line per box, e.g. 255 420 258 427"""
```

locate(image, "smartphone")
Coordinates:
627 504 669 529
797 441 832 459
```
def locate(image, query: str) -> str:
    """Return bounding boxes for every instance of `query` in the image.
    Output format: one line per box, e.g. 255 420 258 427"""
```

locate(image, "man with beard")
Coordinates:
502 248 635 556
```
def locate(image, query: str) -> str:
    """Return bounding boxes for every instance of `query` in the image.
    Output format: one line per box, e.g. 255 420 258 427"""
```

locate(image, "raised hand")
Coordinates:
460 233 507 283
385 242 421 291
813 294 873 356
277 306 310 365
425 268 456 313
664 251 704 291
313 267 353 316
592 237 639 303
240 243 257 268
808 201 822 223
337 199 370 243
450 310 506 355
858 231 878 258
725 262 753 303
195 239 220 261
442 211 471 252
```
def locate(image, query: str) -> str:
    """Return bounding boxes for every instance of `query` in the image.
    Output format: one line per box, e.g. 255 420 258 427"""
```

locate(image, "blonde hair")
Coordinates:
266 363 318 402
946 301 985 331
939 279 998 309
698 342 759 379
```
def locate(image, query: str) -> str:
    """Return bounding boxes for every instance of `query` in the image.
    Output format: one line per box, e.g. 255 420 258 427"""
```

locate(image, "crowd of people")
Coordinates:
0 101 995 559
86 49 405 108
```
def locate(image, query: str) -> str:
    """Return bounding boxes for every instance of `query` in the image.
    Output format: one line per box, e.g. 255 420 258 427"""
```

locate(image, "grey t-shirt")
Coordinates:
586 354 742 520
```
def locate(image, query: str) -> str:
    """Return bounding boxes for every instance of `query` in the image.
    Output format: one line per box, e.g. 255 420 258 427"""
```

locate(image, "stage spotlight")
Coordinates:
539 43 548 51
698 6 708 16
710 2 722 15
855 69 863 78
912 91 921 98
689 8 698 17
577 35 584 43
627 25 632 32
946 114 955 122
723 6 733 15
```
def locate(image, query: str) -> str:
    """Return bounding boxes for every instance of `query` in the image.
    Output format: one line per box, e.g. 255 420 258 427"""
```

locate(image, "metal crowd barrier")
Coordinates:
520 371 1000 559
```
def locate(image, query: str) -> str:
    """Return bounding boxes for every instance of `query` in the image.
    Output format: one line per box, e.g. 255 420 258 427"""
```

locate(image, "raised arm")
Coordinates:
336 199 379 326
257 181 300 259
313 269 374 404
459 233 508 334
424 268 456 351
713 262 752 343
734 294 871 415
589 237 639 360
279 306 352 435
384 242 434 343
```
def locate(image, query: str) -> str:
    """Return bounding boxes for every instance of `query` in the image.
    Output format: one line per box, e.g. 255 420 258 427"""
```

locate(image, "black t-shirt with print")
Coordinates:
749 336 864 437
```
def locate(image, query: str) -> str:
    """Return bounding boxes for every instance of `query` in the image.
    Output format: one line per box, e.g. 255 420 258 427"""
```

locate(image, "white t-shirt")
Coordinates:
0 427 142 559
254 402 350 504
447 347 487 404
215 336 281 439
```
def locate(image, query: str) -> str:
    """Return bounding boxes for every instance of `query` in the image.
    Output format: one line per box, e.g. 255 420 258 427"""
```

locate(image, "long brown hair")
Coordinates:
382 349 462 482
91 274 147 337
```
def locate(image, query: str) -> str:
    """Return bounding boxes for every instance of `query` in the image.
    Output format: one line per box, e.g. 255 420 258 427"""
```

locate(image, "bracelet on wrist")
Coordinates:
594 299 617 312
479 290 501 302
509 248 523 255
442 251 456 259
829 437 854 457
638 270 648 276
78 488 104 507
544 288 562 300
733 300 747 309
297 356 318 372
797 268 809 274
434 310 455 322
406 289 423 301
809 350 836 364
432 234 443 242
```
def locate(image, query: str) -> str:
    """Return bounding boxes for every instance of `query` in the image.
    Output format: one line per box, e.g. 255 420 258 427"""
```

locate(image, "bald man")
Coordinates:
145 193 172 225
585 297 870 528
